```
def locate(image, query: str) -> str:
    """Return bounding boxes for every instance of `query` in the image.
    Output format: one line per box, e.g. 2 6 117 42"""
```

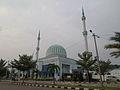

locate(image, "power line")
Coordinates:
65 34 112 51
99 34 113 36
99 37 110 41
66 42 80 50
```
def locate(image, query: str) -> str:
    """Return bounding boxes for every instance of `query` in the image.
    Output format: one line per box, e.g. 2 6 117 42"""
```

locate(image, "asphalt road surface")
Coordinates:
0 82 65 90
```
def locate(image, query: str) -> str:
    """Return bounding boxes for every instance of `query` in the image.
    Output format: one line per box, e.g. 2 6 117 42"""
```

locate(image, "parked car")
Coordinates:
106 76 120 82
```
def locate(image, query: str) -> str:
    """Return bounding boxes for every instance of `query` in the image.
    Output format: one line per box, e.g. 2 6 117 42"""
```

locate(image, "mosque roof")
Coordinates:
46 44 67 58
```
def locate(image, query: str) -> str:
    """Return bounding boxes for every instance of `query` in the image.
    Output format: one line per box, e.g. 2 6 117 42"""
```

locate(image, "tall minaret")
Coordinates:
36 30 40 61
81 8 89 52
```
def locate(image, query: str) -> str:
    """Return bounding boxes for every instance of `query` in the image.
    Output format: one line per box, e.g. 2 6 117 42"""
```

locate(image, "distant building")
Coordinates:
38 44 81 79
109 68 120 79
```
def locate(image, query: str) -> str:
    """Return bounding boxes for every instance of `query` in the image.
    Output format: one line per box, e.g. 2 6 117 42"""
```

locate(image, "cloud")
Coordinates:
0 0 119 64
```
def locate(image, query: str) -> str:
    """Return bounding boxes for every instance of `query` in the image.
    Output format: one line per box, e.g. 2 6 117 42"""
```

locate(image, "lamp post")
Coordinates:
89 30 103 85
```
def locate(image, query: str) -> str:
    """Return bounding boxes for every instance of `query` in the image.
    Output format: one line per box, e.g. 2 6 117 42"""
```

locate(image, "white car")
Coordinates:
106 76 120 82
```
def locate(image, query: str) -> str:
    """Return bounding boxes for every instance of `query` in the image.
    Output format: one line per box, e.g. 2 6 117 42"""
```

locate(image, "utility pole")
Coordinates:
90 30 103 85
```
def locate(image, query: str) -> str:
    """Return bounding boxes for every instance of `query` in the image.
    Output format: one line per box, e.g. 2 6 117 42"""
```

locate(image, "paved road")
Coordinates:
0 82 65 90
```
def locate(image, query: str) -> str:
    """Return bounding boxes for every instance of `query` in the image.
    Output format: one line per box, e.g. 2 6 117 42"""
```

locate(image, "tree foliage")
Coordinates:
11 54 36 72
32 68 41 79
0 59 7 79
47 64 60 83
11 54 37 81
72 70 83 81
47 64 60 74
94 60 111 75
77 52 97 82
94 60 112 81
105 32 120 58
77 52 97 71
109 64 120 70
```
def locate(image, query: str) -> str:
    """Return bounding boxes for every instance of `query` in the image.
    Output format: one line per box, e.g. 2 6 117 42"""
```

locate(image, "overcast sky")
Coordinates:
0 0 120 64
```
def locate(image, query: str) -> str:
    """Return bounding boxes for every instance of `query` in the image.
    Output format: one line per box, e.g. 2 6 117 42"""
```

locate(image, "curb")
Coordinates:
13 83 99 90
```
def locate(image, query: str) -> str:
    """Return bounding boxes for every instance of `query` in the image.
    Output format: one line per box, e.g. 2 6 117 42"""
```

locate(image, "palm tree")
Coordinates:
47 64 60 84
0 59 7 80
32 68 41 83
76 52 97 82
11 54 37 82
32 68 41 79
105 32 120 58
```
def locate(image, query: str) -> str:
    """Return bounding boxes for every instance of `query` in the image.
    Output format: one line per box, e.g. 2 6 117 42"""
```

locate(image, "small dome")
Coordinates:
46 45 67 58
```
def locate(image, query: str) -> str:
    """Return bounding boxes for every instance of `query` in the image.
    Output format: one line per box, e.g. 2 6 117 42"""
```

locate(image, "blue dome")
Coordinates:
46 45 67 58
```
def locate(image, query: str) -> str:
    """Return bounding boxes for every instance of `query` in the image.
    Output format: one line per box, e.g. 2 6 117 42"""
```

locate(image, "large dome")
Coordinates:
46 45 67 58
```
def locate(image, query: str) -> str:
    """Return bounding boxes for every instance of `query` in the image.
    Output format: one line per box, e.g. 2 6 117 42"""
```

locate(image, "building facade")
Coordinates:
38 44 81 79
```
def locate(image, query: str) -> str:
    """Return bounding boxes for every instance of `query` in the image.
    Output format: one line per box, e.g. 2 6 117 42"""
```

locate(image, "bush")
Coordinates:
71 73 83 82
20 78 54 81
35 78 54 81
59 78 72 81
91 79 99 82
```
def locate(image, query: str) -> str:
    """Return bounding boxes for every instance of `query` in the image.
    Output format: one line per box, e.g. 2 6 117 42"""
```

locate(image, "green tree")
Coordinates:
32 68 41 83
32 68 41 79
72 70 83 82
109 64 120 70
0 59 7 80
11 54 37 82
76 52 97 82
47 64 60 84
105 32 120 58
94 60 111 81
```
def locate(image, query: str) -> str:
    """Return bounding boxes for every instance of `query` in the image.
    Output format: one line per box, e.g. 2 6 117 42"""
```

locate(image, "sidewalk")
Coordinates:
15 80 120 87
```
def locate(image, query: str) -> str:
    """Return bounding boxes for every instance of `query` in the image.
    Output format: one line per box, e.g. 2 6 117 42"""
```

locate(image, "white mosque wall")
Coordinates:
38 56 81 78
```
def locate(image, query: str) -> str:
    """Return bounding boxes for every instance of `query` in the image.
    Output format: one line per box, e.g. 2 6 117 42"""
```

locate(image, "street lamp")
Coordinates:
89 30 103 85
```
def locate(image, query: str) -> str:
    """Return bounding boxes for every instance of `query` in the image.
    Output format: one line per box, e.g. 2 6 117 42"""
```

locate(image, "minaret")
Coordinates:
81 8 89 52
36 30 40 61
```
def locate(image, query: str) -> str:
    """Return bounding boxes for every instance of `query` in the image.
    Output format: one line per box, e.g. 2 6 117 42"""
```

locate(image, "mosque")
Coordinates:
37 44 81 79
36 8 88 79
